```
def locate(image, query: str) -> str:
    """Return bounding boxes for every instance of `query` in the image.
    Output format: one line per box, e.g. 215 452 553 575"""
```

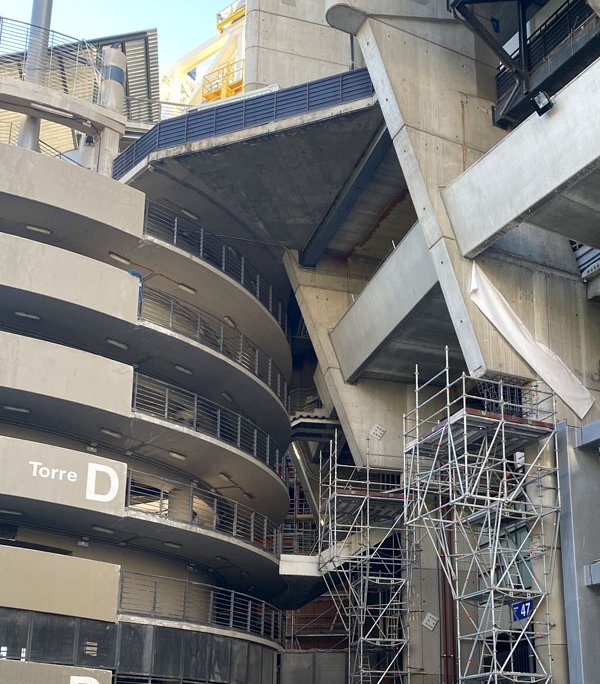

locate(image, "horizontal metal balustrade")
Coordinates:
132 373 286 481
140 287 287 405
144 200 288 335
119 570 283 643
127 469 280 555
0 16 103 102
112 67 375 179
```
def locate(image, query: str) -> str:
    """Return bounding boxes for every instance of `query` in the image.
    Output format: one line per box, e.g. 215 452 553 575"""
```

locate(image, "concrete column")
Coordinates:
96 46 127 176
588 0 600 17
18 0 53 151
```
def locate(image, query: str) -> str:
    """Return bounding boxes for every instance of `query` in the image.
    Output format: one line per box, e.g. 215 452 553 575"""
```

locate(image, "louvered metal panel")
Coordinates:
215 101 245 134
274 85 307 119
113 67 375 180
158 116 186 147
245 94 276 127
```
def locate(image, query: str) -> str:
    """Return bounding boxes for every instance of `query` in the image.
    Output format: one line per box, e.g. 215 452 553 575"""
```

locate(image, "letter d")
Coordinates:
86 463 119 502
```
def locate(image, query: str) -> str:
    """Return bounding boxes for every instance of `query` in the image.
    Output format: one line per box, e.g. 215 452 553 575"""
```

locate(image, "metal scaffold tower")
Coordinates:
403 356 560 684
318 434 411 684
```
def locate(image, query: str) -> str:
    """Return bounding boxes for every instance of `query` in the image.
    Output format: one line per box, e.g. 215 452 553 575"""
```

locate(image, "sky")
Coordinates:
0 0 228 67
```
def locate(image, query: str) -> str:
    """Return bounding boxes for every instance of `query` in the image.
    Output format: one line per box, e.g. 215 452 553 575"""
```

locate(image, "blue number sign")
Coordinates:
512 599 534 621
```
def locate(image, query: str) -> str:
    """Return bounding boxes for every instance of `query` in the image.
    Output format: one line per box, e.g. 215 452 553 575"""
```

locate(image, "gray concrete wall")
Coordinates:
0 661 111 684
0 546 119 622
557 422 600 683
0 331 133 416
0 143 145 238
245 0 361 91
0 233 139 323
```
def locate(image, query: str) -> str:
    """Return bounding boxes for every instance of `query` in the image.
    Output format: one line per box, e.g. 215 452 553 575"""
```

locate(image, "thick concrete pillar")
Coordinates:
18 0 53 151
96 46 127 176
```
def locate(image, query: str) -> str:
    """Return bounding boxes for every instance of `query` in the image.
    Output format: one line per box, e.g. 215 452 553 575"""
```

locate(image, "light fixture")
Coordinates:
174 364 192 375
221 392 233 402
85 444 98 454
125 450 133 456
2 405 30 414
0 508 22 516
223 316 236 328
180 209 199 221
215 555 227 563
168 451 187 461
14 310 40 321
243 492 254 500
108 252 130 266
531 90 553 116
218 471 232 482
177 282 196 295
25 224 52 235
100 428 122 439
76 539 89 548
240 570 249 578
106 338 128 350
163 541 182 549
91 525 115 534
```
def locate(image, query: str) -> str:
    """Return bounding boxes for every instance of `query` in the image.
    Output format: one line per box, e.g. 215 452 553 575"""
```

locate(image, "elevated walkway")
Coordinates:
443 57 600 258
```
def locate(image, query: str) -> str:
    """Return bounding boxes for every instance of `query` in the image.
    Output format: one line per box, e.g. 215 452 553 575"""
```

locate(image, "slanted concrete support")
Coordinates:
284 251 414 469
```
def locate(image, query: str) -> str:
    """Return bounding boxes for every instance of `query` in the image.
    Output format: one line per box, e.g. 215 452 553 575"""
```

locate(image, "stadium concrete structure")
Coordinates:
1 1 600 684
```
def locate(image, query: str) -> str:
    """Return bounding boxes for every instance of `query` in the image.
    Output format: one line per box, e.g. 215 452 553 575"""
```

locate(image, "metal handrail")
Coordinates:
144 200 288 335
124 95 193 125
496 0 595 97
140 287 287 405
132 372 287 482
127 469 281 555
0 16 103 103
119 570 283 643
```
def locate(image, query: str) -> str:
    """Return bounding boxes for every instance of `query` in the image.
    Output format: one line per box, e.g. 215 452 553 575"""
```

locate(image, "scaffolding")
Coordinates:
403 358 560 683
318 434 411 684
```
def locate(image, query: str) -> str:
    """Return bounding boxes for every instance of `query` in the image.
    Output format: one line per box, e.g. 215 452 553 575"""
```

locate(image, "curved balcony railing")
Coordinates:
140 287 287 405
127 470 281 555
144 201 288 335
119 570 283 643
0 17 103 102
132 373 286 481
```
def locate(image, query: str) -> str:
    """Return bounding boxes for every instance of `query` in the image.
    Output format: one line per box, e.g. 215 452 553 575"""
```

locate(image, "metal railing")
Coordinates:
140 287 287 405
112 67 375 180
119 570 283 643
144 200 288 335
202 59 244 101
132 373 286 481
217 1 247 28
287 386 323 415
127 470 280 555
497 0 596 98
0 16 103 102
124 95 193 125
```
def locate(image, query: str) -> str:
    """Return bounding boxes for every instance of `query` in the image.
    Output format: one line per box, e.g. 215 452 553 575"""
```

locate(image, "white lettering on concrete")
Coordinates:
29 460 77 482
70 677 101 684
85 463 119 502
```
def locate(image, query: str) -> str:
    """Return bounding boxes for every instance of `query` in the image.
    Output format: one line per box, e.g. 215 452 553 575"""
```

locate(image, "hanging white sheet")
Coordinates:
470 262 594 419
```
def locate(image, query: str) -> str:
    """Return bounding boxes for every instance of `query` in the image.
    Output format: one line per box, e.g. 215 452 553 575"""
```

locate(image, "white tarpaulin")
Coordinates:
470 262 594 419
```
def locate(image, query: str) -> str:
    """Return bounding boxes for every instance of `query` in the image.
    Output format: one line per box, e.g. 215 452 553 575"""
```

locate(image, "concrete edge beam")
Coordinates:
443 58 600 258
0 76 126 135
330 222 438 381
